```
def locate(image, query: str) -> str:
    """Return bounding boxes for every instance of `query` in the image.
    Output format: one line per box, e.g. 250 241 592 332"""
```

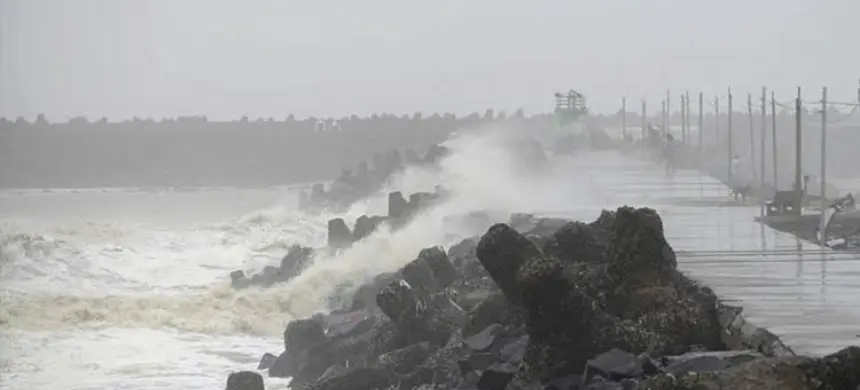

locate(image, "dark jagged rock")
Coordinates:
409 191 439 212
475 209 728 383
417 246 458 288
225 371 264 390
584 349 642 381
801 345 860 390
229 244 315 290
663 354 731 375
498 335 529 363
375 279 454 346
475 224 541 306
298 145 448 213
270 318 329 378
448 236 479 268
401 330 475 389
256 352 277 370
602 207 723 354
284 317 327 353
388 191 410 222
542 221 605 265
232 206 860 390
349 272 399 311
327 218 354 249
463 323 505 352
589 209 616 244
513 249 664 381
462 291 524 338
280 244 315 280
376 341 437 375
322 309 373 338
400 257 439 293
718 303 795 357
230 270 249 289
353 215 386 241
299 367 400 390
476 362 518 390
605 207 676 283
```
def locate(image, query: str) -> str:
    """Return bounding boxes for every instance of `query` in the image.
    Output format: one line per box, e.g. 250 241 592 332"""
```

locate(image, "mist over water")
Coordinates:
0 125 605 390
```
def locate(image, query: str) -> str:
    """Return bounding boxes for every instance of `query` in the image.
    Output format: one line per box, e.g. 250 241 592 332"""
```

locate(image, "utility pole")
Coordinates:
661 100 667 138
680 94 687 144
666 90 672 138
771 91 778 189
794 87 802 212
698 92 704 150
715 95 721 149
760 87 767 197
748 93 757 182
728 87 734 182
686 91 692 146
621 96 627 139
641 99 647 141
819 86 828 242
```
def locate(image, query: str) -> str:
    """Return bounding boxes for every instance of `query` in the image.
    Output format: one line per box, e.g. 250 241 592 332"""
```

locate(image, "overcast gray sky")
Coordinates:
1 0 858 121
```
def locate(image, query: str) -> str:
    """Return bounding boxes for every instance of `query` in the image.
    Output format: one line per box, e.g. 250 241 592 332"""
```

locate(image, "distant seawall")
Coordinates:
0 118 474 189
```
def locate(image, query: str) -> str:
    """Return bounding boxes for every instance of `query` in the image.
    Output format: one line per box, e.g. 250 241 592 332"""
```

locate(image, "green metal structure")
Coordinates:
554 89 588 127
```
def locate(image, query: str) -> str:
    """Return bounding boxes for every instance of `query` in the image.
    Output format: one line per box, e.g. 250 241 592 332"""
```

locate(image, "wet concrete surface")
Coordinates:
552 151 860 356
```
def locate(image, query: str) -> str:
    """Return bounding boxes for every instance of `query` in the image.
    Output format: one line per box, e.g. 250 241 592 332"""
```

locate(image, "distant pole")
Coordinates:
715 95 721 149
641 99 647 141
794 87 802 212
666 90 671 136
771 91 778 189
661 100 667 138
747 93 756 182
686 91 692 146
728 87 734 182
819 86 828 242
698 91 704 150
680 94 687 144
760 86 767 195
621 96 627 139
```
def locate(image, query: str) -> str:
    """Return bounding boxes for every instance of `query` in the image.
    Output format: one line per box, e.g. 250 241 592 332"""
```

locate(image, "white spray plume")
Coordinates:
0 123 607 337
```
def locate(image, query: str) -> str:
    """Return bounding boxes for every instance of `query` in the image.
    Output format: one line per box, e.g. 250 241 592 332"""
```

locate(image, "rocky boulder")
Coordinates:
475 206 726 383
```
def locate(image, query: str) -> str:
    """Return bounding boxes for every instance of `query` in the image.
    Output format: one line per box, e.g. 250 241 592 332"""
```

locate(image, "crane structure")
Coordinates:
554 89 588 127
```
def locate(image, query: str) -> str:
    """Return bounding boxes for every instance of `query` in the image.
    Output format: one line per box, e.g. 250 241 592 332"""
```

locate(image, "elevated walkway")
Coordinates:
547 151 860 356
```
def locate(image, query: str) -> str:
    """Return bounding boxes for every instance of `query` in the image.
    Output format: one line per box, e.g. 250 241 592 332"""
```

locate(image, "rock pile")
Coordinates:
242 206 860 389
231 188 448 290
299 145 451 212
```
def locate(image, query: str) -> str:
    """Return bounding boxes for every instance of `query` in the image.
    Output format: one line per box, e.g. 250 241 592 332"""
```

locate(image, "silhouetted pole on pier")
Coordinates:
698 92 704 150
771 91 778 190
728 87 734 183
715 96 721 149
666 90 671 135
685 91 692 146
794 87 802 212
680 94 687 144
661 100 667 138
819 86 828 240
760 87 767 198
641 99 647 141
621 96 627 139
747 93 757 182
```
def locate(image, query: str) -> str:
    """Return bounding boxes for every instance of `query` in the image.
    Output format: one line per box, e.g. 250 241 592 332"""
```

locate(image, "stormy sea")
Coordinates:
0 128 607 390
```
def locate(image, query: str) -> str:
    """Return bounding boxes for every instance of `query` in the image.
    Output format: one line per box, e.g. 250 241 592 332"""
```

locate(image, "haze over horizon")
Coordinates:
1 0 858 121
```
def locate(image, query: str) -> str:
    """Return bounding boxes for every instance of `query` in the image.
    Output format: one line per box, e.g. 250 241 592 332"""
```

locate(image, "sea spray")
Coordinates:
0 124 606 338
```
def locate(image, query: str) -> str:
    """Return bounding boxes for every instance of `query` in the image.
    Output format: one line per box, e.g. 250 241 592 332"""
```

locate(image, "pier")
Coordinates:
548 151 860 356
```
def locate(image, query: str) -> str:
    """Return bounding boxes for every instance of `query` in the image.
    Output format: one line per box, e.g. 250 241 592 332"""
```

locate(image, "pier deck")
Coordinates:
549 151 860 356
